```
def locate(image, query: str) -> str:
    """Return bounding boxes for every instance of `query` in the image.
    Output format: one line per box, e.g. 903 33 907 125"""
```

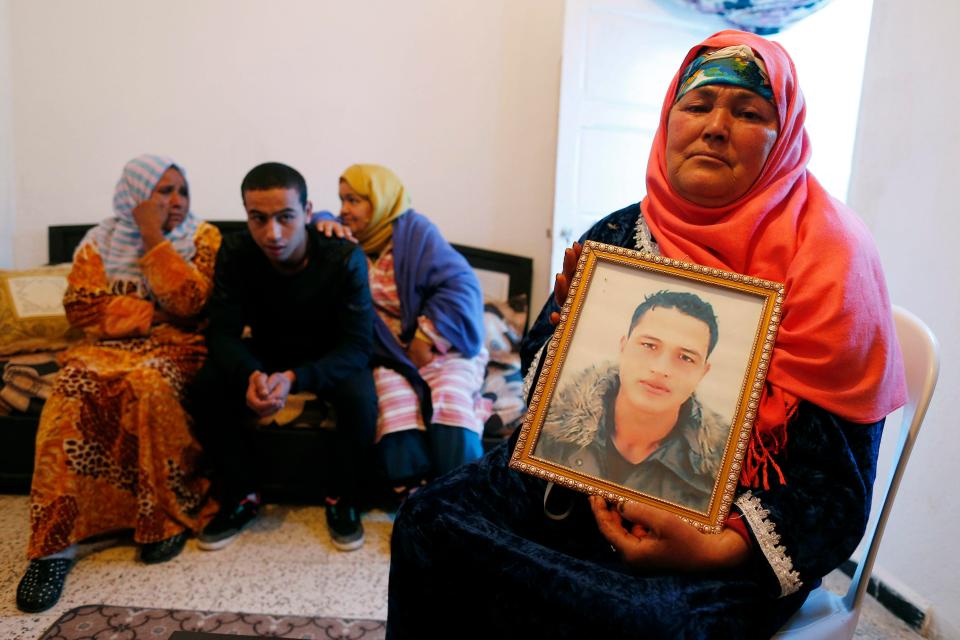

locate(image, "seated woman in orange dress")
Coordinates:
16 154 221 613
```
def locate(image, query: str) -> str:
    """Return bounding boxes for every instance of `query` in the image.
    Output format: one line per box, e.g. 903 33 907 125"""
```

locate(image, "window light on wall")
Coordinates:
770 0 875 202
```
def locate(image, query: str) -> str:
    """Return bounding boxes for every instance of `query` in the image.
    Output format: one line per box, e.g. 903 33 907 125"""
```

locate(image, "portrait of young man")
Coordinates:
534 289 728 513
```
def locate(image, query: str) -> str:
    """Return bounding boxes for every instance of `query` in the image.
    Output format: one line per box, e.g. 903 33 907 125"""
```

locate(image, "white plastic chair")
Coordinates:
772 305 940 639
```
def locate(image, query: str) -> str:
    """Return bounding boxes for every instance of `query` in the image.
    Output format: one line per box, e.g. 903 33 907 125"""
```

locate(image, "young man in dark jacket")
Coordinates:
192 162 376 551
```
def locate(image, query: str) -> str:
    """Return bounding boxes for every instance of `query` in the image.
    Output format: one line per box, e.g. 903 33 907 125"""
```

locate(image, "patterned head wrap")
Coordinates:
340 164 411 256
675 44 773 102
86 154 200 293
643 31 906 489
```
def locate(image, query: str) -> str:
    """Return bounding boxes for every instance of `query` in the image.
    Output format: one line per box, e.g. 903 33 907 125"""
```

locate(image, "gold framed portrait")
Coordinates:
510 241 784 531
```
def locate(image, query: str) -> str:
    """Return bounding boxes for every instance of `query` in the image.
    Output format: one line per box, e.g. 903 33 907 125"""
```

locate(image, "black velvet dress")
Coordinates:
387 204 883 639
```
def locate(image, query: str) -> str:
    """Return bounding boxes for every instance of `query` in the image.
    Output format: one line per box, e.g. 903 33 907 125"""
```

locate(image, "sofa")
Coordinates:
0 222 533 501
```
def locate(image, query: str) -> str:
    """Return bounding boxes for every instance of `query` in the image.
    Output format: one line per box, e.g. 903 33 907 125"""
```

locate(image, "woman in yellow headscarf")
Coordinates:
318 164 487 492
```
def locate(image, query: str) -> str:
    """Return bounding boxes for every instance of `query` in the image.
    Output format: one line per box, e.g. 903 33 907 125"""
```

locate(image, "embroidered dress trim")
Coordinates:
523 343 547 403
634 212 660 255
736 491 802 597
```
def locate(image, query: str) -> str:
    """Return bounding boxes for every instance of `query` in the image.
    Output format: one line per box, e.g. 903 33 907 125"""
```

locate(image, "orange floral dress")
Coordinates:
27 222 221 559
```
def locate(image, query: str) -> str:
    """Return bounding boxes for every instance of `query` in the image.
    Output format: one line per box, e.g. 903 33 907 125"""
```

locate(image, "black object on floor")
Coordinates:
140 531 189 564
16 558 73 613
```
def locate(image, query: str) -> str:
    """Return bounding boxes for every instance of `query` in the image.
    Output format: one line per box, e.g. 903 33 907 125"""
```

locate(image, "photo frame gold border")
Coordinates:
509 240 785 532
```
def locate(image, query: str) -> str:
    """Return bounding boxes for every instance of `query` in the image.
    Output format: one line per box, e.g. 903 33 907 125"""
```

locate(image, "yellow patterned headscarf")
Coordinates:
341 164 411 256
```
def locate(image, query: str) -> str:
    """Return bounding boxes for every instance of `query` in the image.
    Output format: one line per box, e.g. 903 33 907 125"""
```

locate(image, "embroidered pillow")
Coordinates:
0 264 82 356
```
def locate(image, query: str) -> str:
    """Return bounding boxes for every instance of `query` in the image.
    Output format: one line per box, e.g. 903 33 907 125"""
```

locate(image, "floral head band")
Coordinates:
675 45 773 102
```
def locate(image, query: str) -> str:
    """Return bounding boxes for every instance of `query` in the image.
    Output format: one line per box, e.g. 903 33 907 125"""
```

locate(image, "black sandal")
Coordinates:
140 531 188 564
16 558 72 613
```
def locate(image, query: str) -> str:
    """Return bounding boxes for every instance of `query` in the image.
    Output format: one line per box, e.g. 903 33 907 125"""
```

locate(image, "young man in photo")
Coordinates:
535 290 727 512
191 162 377 551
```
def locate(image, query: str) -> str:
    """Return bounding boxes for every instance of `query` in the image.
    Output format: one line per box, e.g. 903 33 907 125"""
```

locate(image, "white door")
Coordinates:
550 0 873 285
550 0 724 283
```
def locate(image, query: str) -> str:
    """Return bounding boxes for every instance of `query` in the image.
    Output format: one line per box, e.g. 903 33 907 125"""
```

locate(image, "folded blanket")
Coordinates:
480 306 527 438
0 351 60 416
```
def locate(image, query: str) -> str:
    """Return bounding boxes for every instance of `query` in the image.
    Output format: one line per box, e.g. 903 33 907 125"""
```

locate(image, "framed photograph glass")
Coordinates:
510 241 784 531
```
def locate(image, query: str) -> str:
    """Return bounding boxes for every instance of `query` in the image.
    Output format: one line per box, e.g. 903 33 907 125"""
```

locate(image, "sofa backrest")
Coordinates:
48 222 534 332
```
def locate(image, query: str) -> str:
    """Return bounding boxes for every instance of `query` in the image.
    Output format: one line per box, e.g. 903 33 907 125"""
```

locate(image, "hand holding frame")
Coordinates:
589 496 749 572
549 242 582 326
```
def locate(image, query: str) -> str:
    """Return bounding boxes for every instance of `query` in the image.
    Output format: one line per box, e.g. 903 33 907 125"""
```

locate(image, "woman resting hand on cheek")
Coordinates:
16 155 221 613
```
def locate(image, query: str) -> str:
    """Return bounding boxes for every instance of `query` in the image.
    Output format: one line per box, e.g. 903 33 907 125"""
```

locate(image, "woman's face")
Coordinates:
152 167 189 231
665 85 779 207
339 179 374 235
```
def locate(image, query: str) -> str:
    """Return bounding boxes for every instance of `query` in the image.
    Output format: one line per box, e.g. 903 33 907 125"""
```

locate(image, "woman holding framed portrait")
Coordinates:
387 31 906 638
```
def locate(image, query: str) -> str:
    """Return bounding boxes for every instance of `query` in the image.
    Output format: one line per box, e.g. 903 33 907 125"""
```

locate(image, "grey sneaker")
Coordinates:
325 501 364 551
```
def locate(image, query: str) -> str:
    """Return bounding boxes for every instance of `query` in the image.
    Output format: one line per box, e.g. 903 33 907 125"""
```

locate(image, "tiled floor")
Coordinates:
0 493 925 640
0 494 392 640
820 571 926 639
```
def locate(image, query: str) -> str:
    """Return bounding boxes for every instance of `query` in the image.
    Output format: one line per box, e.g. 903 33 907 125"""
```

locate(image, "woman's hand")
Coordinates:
151 307 199 329
152 308 174 326
316 219 357 243
132 199 167 250
406 337 435 369
549 242 582 325
589 496 749 572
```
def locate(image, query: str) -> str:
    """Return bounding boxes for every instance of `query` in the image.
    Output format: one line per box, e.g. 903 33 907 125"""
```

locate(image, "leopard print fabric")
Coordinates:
27 223 221 558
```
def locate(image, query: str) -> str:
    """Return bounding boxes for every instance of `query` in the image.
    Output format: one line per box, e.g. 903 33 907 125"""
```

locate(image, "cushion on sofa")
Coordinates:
0 265 83 356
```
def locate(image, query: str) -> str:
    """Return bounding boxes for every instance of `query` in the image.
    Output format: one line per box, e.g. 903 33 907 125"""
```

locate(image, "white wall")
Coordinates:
849 1 960 637
0 0 14 269
5 0 563 311
771 0 872 203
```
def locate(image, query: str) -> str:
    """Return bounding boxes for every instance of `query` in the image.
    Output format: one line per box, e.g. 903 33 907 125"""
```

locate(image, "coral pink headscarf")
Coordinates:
642 31 906 488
